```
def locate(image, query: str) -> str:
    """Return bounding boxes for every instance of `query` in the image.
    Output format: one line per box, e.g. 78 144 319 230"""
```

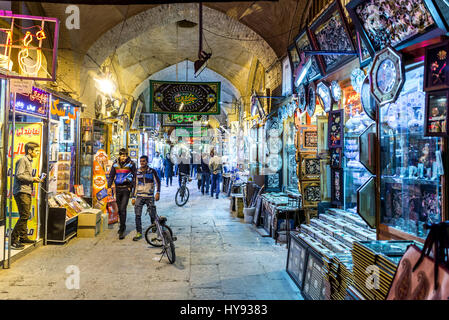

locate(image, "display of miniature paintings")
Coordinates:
424 89 448 136
309 0 355 75
328 109 344 148
331 168 344 205
346 0 438 57
302 181 321 207
302 250 327 300
356 30 372 67
300 153 321 180
424 40 449 92
297 125 318 152
330 147 342 168
294 28 323 83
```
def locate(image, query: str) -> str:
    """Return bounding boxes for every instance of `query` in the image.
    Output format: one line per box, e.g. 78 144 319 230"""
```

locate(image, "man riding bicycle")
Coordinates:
131 155 161 241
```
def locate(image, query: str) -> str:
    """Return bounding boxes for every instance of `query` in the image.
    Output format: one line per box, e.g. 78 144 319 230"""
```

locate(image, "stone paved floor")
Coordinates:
0 180 303 300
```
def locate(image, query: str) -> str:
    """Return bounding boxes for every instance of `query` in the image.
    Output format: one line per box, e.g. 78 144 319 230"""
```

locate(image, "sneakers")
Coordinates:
11 242 24 250
20 237 35 244
133 233 142 241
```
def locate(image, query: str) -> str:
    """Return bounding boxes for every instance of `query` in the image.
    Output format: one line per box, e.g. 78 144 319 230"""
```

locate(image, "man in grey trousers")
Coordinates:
11 142 42 250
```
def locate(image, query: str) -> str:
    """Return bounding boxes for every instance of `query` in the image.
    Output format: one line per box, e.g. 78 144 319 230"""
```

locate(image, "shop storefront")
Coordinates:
284 0 449 300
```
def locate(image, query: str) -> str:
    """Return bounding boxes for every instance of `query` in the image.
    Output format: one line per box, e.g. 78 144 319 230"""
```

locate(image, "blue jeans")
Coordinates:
134 197 155 233
201 173 210 194
211 173 221 198
166 176 173 186
155 168 162 179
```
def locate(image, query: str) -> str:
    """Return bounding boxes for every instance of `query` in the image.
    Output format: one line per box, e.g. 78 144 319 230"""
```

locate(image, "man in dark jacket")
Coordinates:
11 142 42 249
107 148 137 239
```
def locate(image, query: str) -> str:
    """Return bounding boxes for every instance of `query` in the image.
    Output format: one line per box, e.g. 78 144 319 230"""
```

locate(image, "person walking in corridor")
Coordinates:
200 153 211 195
131 155 160 241
108 148 137 240
11 142 43 249
163 153 174 187
151 152 163 179
209 149 222 199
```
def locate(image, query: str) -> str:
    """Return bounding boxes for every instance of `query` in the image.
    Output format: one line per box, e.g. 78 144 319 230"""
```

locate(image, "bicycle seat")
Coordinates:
159 216 167 223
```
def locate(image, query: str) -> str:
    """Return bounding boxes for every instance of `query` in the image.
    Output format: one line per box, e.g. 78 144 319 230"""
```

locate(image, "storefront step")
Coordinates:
2 240 43 268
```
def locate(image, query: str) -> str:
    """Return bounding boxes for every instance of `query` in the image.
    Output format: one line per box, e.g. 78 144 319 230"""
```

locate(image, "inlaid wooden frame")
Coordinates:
309 0 356 75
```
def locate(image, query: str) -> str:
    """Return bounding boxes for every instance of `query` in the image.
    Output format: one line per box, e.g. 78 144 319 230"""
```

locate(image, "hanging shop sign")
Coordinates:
149 80 220 115
11 86 49 119
175 127 208 138
346 0 447 58
162 114 208 127
0 11 59 81
6 122 43 241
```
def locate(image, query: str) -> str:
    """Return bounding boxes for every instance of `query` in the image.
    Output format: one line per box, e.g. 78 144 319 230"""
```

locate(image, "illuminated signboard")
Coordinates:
11 86 49 118
162 114 208 127
175 127 208 137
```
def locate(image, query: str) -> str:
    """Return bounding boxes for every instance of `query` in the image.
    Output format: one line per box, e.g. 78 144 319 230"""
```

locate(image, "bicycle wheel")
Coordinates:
145 224 173 247
175 186 190 207
163 228 176 264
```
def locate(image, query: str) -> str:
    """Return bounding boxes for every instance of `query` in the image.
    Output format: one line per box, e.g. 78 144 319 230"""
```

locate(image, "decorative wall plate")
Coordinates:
360 74 376 120
317 81 332 112
267 117 283 137
307 82 316 117
331 80 342 102
350 68 365 93
370 46 404 105
298 84 307 112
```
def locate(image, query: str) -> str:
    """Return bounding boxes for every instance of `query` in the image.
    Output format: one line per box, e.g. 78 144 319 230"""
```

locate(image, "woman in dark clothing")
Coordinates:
163 154 174 187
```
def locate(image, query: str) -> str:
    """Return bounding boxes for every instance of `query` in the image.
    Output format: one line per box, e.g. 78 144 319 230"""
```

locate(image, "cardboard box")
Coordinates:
77 220 101 238
78 210 102 227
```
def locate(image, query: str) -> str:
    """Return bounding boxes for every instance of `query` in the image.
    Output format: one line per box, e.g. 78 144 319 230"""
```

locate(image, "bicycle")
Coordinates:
175 173 190 207
144 200 177 264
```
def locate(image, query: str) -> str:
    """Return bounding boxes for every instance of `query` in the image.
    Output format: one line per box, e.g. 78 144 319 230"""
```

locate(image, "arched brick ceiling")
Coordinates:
38 0 308 58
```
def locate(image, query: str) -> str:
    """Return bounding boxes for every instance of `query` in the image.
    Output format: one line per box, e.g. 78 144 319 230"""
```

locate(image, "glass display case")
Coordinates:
379 65 443 238
80 119 109 199
342 85 375 214
48 98 79 195
283 116 298 192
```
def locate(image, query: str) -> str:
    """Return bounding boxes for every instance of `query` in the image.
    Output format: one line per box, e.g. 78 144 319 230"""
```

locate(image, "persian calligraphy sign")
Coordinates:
149 80 220 115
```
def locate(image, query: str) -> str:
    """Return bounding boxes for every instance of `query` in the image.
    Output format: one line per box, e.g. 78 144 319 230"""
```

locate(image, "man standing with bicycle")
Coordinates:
131 155 161 241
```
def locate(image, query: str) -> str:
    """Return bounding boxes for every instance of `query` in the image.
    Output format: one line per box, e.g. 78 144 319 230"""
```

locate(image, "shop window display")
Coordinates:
379 65 443 238
342 84 375 214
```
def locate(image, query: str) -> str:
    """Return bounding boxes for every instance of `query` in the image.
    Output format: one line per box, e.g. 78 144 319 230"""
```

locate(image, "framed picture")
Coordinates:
424 0 449 32
424 40 449 92
346 0 444 57
320 159 331 202
331 168 344 206
330 148 342 169
294 28 324 83
300 153 321 180
297 125 318 152
301 181 321 208
309 0 355 75
356 30 372 67
424 89 449 136
370 47 405 106
264 172 283 192
316 115 329 157
287 43 301 76
328 109 344 148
